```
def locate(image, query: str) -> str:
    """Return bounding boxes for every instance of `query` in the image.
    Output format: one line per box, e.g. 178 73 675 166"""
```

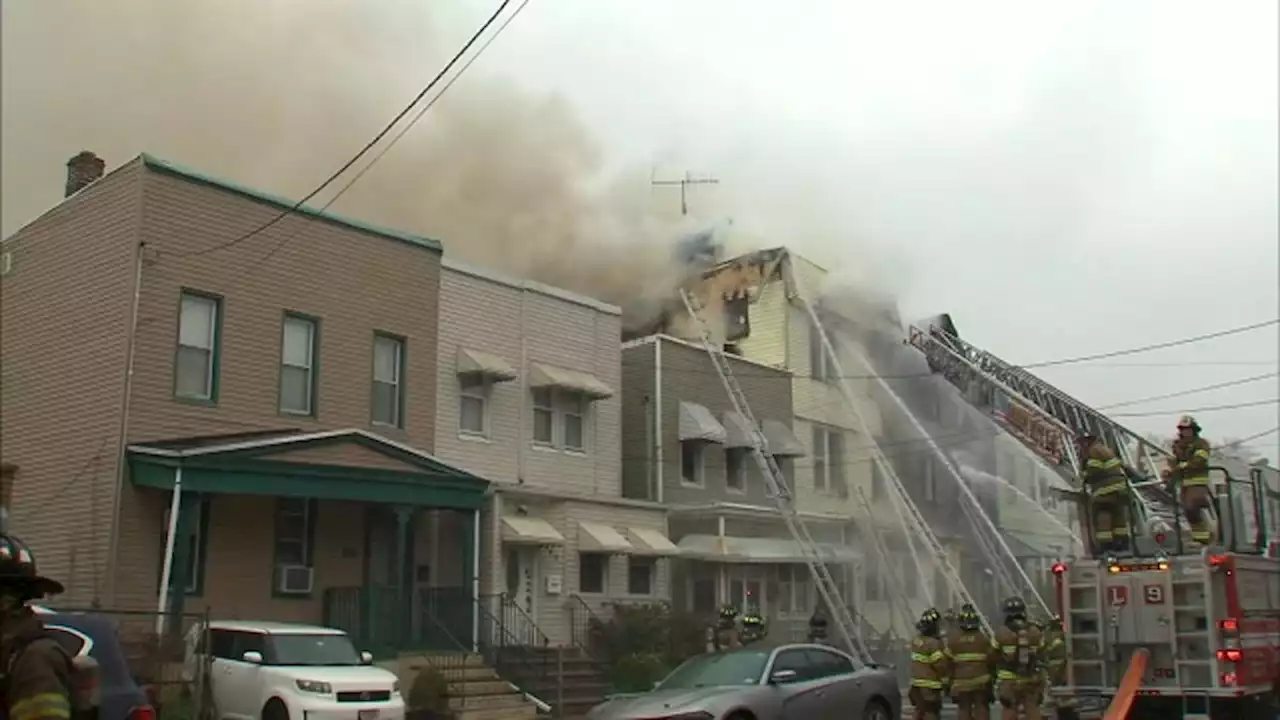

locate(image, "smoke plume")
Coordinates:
1 0 689 326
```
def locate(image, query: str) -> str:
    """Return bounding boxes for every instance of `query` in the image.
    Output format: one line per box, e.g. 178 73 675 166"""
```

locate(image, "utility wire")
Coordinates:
1220 426 1280 449
1097 372 1279 410
1020 319 1279 369
1109 398 1277 418
164 0 516 261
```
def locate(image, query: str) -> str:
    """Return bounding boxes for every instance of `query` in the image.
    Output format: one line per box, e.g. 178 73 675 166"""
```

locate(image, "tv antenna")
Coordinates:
651 170 719 217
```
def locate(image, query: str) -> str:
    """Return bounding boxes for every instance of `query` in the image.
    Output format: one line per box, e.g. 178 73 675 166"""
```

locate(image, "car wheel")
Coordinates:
261 699 290 720
862 698 892 720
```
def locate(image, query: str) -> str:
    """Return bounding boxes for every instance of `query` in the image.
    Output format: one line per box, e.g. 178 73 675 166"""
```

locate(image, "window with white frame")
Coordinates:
681 441 705 486
279 315 316 415
900 558 919 597
371 334 404 427
865 563 884 601
532 388 555 444
725 448 747 492
627 557 655 595
871 460 885 501
777 565 812 615
812 427 842 492
176 292 220 401
563 392 586 451
459 377 488 436
808 317 835 382
274 498 314 596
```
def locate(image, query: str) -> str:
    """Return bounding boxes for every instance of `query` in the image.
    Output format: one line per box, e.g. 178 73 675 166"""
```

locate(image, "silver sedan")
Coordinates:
585 643 901 720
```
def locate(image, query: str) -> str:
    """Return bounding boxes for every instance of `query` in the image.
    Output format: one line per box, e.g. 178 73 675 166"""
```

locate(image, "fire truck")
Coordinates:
904 317 1280 720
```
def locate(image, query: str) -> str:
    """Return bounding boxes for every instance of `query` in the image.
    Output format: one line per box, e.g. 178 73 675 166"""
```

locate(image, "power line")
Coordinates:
1220 426 1280 449
1109 398 1277 418
164 0 517 261
1097 372 1278 410
1021 319 1280 369
630 360 1280 382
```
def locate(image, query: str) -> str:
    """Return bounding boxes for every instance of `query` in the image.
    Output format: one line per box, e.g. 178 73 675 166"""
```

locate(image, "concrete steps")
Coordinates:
383 651 539 720
495 646 610 718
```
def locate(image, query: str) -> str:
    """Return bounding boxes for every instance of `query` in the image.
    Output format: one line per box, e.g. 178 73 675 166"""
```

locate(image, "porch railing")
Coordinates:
567 594 604 656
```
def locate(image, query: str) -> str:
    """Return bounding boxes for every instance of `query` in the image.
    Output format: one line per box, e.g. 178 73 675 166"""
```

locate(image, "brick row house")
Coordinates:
0 151 675 677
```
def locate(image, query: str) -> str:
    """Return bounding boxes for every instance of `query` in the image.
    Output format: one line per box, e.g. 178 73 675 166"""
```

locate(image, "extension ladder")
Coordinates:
678 289 872 664
906 323 1192 546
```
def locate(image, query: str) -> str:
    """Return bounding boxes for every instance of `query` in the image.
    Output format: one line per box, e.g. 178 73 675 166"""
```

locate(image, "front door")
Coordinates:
727 566 767 615
504 545 539 618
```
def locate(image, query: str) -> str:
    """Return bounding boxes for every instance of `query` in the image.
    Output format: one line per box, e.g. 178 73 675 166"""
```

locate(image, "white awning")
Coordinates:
502 516 565 546
626 527 681 556
576 521 633 553
679 402 727 443
721 412 755 449
762 419 806 457
529 363 613 400
457 348 518 382
675 534 858 564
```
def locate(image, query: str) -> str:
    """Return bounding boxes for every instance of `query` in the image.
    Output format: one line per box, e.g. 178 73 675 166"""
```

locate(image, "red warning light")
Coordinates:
1154 532 1167 544
1220 618 1239 633
1051 562 1067 575
1221 672 1238 686
1216 648 1243 663
1209 554 1229 567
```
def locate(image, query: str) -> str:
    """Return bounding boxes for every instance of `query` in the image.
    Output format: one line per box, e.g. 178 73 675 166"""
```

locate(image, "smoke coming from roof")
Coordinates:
0 0 691 326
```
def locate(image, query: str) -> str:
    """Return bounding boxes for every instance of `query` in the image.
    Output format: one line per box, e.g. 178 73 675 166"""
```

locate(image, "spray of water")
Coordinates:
959 464 1083 547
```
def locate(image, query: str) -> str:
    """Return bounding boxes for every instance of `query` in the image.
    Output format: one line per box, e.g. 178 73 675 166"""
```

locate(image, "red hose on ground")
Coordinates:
1101 648 1150 720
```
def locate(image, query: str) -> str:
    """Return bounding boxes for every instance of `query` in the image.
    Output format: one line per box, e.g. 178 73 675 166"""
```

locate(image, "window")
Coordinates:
274 498 315 595
871 461 885 501
923 458 937 502
806 648 855 678
579 553 606 594
725 448 747 492
459 377 488 436
371 334 404 427
865 564 883 601
777 565 812 615
680 441 705 486
770 649 815 682
532 388 554 444
811 427 841 492
808 317 834 382
627 557 655 595
279 314 317 415
900 558 918 597
563 393 586 451
175 292 220 401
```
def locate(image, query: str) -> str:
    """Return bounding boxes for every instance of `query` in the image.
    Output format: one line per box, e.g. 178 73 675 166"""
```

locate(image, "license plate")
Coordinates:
358 711 379 720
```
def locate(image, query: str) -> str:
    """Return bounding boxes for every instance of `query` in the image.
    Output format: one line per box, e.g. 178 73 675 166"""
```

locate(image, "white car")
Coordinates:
185 621 404 720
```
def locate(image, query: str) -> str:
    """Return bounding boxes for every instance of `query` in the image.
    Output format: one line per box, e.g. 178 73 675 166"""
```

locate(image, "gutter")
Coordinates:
654 338 664 503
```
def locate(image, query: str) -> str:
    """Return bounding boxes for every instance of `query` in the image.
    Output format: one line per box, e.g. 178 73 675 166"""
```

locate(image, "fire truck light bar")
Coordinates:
1107 561 1170 573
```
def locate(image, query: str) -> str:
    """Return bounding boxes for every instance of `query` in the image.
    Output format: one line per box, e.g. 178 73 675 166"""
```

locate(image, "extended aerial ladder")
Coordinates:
678 289 873 664
906 323 1200 551
793 298 999 634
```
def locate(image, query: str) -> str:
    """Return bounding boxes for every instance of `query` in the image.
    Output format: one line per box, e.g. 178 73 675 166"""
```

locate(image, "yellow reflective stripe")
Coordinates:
1047 639 1064 649
1182 476 1209 486
1095 531 1113 540
912 650 945 663
1113 526 1131 537
1094 482 1128 496
911 679 944 689
1194 449 1210 459
996 670 1019 680
12 693 72 720
952 652 988 661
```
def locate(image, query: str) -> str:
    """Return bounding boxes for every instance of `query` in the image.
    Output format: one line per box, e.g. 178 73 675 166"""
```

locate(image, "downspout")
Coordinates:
155 464 184 636
104 240 146 606
471 509 481 650
654 339 664 503
518 288 527 485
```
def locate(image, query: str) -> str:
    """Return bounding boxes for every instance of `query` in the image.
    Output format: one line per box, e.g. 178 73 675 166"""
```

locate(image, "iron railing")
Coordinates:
475 594 553 705
567 594 605 655
415 609 474 712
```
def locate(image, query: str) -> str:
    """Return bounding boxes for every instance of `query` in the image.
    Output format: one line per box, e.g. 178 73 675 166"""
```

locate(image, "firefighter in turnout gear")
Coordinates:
712 605 741 651
1164 415 1215 545
739 610 767 645
946 606 994 720
807 607 829 644
1077 431 1130 554
993 596 1045 720
910 608 951 720
1041 614 1076 720
0 534 76 720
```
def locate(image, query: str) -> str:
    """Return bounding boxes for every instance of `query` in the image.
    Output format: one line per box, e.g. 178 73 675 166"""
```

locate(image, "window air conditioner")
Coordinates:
276 564 314 594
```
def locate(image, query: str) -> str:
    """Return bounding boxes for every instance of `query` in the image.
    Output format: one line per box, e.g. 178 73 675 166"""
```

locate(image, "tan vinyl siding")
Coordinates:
619 344 656 501
735 282 789 367
0 163 144 605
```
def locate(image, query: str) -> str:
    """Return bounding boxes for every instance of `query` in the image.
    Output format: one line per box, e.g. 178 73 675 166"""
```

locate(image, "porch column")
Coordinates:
393 505 415 605
165 491 202 621
461 509 478 649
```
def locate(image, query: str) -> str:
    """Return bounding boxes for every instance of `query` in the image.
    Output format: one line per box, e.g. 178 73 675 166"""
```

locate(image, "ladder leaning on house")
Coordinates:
678 289 873 664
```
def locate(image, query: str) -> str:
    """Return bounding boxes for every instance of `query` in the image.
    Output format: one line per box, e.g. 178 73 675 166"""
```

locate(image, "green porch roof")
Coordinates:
127 428 487 509
138 154 443 253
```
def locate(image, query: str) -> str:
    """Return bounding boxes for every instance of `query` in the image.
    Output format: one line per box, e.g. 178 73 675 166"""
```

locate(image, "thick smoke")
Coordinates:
1 0 688 325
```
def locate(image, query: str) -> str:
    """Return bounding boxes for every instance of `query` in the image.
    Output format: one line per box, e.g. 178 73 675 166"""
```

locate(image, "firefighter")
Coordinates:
1077 431 1131 554
946 606 994 720
993 596 1044 720
910 608 951 720
712 605 741 651
942 608 959 642
807 606 829 643
740 609 767 645
0 534 74 720
1041 614 1076 720
1163 415 1214 545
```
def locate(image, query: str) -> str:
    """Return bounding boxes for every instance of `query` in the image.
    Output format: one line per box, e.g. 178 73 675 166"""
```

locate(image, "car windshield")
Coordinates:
265 633 361 666
656 650 771 690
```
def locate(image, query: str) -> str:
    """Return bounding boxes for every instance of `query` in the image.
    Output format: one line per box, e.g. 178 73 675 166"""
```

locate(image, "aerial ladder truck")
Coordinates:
906 318 1280 719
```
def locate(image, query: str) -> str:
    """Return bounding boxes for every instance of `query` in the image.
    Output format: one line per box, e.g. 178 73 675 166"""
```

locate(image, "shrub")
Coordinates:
407 667 451 715
587 603 708 692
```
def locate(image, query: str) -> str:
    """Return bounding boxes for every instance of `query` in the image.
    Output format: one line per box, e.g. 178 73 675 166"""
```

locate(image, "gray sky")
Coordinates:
4 0 1277 456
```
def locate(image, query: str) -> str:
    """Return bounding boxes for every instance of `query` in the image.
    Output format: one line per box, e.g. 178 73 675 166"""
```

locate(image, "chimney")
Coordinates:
65 151 105 197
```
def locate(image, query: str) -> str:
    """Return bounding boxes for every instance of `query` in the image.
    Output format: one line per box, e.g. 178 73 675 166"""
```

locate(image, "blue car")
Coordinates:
33 606 155 720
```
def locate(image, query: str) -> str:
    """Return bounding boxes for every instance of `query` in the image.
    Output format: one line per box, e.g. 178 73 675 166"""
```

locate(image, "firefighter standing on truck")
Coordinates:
910 608 951 720
1041 614 1076 720
1164 415 1215 545
993 596 1045 720
1077 431 1131 554
946 605 994 720
0 534 74 720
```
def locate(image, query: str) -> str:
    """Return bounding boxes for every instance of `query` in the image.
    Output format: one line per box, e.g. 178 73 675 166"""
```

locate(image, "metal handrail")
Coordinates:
567 594 605 655
482 593 551 648
417 611 474 710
